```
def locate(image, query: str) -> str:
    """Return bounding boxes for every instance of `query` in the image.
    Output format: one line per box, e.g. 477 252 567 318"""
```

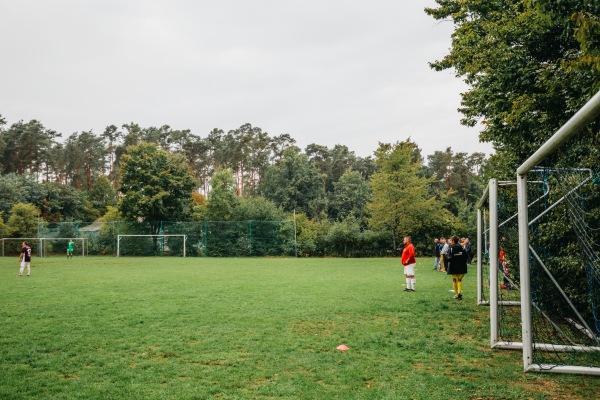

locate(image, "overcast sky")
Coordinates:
0 0 494 160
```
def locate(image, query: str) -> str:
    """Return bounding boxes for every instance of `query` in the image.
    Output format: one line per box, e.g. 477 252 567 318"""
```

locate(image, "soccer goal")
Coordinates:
117 234 187 257
39 237 87 257
477 178 549 350
516 90 600 375
1 238 42 257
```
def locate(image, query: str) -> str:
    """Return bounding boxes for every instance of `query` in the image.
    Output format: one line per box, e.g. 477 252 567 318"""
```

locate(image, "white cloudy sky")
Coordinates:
0 0 494 159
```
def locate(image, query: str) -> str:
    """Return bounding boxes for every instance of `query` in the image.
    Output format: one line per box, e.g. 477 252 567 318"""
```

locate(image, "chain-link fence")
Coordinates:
33 220 296 257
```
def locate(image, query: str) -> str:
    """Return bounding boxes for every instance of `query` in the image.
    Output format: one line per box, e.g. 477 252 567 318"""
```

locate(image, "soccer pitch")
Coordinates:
1 257 597 399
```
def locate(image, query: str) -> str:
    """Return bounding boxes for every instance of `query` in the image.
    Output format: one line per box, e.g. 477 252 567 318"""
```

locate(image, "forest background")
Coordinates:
1 0 598 257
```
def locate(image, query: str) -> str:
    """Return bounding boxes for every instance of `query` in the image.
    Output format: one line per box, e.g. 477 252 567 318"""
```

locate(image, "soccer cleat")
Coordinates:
457 293 462 300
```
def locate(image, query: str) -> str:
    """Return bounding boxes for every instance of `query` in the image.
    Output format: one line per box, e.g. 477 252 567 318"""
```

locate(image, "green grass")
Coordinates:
1 257 598 400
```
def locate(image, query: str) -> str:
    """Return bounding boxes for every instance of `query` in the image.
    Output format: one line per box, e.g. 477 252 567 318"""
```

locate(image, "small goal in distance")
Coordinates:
117 234 187 257
1 237 87 257
40 237 87 257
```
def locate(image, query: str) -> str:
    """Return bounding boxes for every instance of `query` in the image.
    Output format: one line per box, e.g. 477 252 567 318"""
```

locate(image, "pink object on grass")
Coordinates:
336 344 349 351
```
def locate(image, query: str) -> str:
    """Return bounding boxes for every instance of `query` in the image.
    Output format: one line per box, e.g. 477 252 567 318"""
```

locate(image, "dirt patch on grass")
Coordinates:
513 376 581 400
290 321 337 337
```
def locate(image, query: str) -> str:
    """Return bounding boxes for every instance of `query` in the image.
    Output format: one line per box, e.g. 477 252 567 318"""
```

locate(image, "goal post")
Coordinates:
117 234 187 257
516 90 600 375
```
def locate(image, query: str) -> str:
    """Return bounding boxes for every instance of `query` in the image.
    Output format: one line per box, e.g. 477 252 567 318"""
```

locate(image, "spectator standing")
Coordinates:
447 235 468 300
463 238 472 264
401 236 417 292
433 238 440 270
440 237 450 273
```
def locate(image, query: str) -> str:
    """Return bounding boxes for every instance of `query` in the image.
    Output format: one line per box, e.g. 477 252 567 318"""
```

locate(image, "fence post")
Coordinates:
249 220 253 256
203 221 208 257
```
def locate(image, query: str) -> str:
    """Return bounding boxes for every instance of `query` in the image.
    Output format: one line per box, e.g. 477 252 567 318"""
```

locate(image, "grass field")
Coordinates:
1 256 598 400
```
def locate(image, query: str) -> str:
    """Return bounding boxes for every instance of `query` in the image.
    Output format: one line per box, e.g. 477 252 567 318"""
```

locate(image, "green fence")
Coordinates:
35 220 296 257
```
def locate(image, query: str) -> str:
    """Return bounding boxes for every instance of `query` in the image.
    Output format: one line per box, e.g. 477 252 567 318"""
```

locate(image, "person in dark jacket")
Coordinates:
433 238 441 270
447 235 468 300
463 237 472 264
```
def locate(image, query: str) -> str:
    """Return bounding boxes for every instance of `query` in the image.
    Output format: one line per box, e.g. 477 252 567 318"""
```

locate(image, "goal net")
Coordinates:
477 179 547 349
117 235 187 257
1 238 42 257
516 91 600 375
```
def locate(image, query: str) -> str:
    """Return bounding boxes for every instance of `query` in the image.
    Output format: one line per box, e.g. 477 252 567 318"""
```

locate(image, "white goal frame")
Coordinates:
1 237 87 257
117 234 187 257
476 179 549 351
1 238 42 257
39 237 87 257
517 89 600 375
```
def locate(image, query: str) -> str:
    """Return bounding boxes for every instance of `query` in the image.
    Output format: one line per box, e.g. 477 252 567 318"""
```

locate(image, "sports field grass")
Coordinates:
1 257 598 399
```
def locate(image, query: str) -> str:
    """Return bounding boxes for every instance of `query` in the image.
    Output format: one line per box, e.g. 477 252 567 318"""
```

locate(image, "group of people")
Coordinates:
433 236 471 299
443 236 470 300
17 239 75 277
433 237 472 272
399 235 471 300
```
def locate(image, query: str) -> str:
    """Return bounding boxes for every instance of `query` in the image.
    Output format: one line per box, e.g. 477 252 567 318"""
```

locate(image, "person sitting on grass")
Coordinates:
446 235 468 300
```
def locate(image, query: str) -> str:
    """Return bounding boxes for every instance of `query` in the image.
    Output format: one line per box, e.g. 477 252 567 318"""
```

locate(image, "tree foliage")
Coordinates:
426 0 600 173
0 113 487 254
259 147 327 219
205 168 240 221
368 141 457 254
7 203 39 238
118 143 196 234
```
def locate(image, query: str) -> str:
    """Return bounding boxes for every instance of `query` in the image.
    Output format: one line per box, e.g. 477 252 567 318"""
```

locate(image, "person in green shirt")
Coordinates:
67 239 74 259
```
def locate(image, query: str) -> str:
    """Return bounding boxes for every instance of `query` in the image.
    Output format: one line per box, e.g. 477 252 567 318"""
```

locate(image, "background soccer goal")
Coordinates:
39 237 87 257
477 179 548 350
1 238 42 257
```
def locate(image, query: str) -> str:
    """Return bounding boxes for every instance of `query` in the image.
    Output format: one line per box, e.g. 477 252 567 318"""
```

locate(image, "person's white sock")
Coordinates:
411 278 416 290
406 278 411 289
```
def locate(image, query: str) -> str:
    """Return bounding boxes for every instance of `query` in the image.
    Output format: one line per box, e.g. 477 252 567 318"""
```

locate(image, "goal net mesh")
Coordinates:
118 235 185 257
525 131 600 370
496 183 524 344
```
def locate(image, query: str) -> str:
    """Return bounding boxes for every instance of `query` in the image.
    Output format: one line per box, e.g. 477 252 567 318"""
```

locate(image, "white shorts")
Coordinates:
403 263 415 276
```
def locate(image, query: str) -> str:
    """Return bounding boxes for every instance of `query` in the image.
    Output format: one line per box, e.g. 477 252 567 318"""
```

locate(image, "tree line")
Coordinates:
0 114 486 256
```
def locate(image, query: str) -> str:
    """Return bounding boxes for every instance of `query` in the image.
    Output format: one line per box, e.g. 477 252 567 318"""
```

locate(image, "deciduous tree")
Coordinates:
7 202 39 237
119 143 196 236
368 141 454 253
